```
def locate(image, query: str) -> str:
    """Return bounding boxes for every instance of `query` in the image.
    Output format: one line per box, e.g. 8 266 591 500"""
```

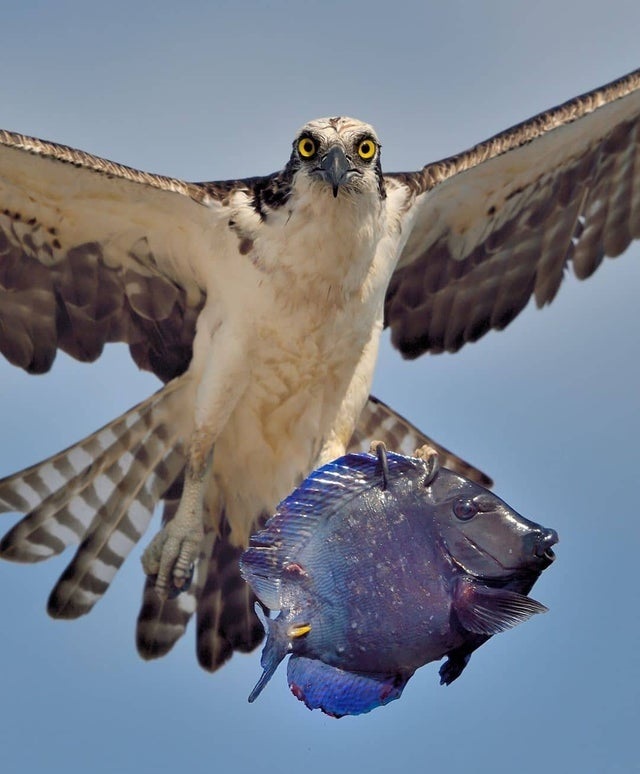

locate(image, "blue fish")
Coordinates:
240 447 557 717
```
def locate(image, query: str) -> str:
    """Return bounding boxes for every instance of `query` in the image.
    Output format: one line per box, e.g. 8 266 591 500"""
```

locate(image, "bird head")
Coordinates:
288 117 385 199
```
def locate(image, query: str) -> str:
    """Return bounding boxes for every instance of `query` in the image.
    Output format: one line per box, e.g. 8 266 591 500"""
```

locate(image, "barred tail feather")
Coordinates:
0 386 172 518
136 516 266 669
0 377 191 619
137 576 198 659
0 389 177 562
195 519 265 672
351 395 493 487
47 440 184 619
136 496 199 660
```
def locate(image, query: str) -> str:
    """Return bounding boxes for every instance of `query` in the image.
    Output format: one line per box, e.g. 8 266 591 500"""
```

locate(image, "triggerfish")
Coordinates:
240 446 557 716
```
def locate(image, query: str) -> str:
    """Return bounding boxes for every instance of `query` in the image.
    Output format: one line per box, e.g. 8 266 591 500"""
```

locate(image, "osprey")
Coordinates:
0 69 638 672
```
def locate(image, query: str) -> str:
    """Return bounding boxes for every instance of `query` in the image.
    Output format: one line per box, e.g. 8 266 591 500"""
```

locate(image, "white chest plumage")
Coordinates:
199 179 407 541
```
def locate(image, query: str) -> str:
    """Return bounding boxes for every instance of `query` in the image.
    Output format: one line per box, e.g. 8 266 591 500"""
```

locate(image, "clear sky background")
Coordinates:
0 2 638 773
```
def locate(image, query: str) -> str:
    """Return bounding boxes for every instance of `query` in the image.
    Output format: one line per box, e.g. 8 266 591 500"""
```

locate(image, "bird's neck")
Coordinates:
258 180 390 307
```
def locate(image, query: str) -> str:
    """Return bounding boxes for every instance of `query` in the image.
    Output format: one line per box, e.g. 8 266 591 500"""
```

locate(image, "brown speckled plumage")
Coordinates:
385 68 640 357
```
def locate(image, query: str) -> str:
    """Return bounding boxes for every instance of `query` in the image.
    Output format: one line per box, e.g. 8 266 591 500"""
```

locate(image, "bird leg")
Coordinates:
140 314 250 597
141 429 212 598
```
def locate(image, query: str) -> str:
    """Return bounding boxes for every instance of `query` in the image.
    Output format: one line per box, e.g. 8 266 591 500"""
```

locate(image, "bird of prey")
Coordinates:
0 68 638 673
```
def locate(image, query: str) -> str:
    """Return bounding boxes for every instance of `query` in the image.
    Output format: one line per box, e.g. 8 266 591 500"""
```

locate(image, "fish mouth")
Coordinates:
534 528 559 566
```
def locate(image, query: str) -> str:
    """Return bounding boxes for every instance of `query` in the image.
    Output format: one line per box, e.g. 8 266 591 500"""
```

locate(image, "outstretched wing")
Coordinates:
0 130 242 381
0 131 285 671
385 68 640 358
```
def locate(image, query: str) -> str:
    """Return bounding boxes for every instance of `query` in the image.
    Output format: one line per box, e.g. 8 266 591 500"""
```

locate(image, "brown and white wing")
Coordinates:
0 130 234 381
385 68 640 358
0 131 267 669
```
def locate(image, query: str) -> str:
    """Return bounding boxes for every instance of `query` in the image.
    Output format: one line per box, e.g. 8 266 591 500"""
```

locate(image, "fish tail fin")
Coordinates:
247 606 290 703
287 656 409 717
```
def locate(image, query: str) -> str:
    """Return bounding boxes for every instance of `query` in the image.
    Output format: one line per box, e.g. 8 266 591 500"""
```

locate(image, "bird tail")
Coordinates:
0 372 266 669
0 376 191 618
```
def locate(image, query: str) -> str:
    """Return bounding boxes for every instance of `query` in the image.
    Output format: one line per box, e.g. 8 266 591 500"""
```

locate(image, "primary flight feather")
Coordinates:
0 68 638 671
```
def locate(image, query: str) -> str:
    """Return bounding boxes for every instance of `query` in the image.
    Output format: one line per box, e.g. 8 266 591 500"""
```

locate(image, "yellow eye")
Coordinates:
357 138 377 160
298 136 317 158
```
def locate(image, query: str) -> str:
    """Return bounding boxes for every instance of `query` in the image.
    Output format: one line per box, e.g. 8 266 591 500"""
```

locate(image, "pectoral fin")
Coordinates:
453 577 548 636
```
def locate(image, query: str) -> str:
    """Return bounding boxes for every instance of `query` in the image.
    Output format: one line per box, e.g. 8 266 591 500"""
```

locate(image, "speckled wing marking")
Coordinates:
0 129 281 668
0 129 237 379
385 67 640 358
349 395 492 487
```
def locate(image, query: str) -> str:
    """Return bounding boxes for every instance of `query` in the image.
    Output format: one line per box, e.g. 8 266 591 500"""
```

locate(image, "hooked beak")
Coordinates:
317 145 352 197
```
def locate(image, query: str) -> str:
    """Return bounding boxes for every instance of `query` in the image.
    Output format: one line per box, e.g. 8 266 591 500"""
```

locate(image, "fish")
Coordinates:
240 445 558 717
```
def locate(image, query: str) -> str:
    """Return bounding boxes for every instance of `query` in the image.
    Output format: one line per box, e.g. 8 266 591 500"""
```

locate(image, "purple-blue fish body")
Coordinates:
240 451 557 716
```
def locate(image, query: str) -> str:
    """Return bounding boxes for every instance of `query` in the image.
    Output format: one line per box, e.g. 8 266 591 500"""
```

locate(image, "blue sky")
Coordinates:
0 2 638 773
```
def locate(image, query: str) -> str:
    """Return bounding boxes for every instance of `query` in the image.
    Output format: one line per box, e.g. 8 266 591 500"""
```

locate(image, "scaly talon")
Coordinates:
141 518 203 599
142 430 212 598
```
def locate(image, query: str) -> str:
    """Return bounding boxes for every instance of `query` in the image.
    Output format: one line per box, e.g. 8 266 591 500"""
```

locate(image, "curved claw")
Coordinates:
145 565 195 599
414 444 440 486
141 521 202 599
370 440 389 490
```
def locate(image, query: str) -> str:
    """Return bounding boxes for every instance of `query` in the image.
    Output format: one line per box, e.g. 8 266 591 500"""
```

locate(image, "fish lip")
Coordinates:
449 526 558 576
534 529 559 566
541 547 556 562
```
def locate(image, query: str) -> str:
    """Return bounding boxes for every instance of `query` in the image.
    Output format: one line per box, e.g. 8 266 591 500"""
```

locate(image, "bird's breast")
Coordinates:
199 189 402 541
209 291 381 544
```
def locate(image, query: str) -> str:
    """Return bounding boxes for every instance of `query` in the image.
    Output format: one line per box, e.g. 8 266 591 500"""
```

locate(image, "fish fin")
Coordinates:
247 609 290 703
241 451 422 610
439 638 488 685
453 577 548 635
286 656 409 717
439 649 473 686
239 554 282 611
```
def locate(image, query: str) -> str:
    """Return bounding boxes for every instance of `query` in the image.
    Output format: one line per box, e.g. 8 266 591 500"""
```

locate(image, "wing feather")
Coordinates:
385 68 640 357
0 130 239 380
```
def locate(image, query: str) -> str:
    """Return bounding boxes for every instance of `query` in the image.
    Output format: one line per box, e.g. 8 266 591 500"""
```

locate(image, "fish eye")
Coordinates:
453 499 478 521
357 138 377 160
298 136 317 159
